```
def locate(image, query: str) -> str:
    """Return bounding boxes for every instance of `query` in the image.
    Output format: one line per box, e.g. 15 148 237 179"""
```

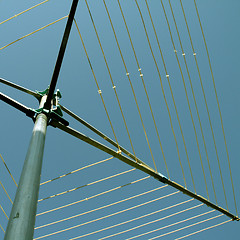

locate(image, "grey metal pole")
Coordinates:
4 95 48 240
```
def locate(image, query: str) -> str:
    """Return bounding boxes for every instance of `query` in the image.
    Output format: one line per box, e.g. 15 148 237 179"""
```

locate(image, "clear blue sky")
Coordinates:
0 0 239 239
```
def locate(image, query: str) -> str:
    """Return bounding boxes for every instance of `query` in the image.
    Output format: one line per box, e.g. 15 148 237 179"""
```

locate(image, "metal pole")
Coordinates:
4 96 48 240
44 0 79 110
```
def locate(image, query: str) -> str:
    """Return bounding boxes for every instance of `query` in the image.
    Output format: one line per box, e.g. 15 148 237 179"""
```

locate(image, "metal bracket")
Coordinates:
35 87 49 97
34 89 68 126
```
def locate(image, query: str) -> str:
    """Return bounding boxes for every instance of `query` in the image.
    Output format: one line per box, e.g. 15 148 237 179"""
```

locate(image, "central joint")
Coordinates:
34 88 69 126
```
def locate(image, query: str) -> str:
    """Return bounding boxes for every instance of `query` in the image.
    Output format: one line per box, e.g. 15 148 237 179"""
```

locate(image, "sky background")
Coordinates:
0 0 239 239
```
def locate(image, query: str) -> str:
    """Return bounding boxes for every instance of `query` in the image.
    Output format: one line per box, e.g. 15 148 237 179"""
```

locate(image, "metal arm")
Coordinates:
52 121 239 222
0 77 41 100
0 92 35 118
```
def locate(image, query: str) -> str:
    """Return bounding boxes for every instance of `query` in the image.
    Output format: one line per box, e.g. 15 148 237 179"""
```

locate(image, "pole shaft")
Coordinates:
4 97 48 240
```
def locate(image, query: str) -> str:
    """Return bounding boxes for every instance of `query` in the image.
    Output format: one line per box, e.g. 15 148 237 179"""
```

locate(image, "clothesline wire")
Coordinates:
38 168 135 202
34 191 179 239
167 0 217 203
36 176 150 216
40 156 113 186
193 0 238 216
95 200 199 240
35 182 164 230
179 0 228 210
0 154 17 187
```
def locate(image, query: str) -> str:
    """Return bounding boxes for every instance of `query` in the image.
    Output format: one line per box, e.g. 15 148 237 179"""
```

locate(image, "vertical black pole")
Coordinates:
4 96 48 240
44 0 79 110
